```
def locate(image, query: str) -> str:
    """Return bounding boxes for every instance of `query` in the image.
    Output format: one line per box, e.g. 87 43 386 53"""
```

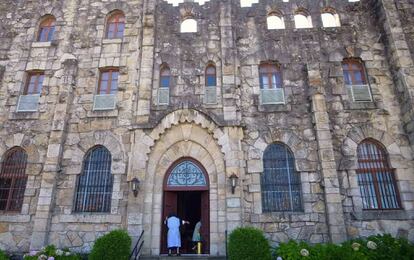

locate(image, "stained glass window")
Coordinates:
167 160 207 187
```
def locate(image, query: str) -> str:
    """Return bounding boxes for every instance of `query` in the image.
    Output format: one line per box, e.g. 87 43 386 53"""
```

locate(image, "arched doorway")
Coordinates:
161 157 210 255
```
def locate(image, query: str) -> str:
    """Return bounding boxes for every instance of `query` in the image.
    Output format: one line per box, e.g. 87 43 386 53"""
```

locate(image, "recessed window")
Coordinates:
159 65 171 105
106 12 125 39
38 16 56 42
267 15 285 30
0 147 28 212
98 69 119 94
205 64 216 87
294 11 312 29
321 11 341 27
356 139 401 210
261 143 302 212
342 59 372 102
25 72 45 95
180 18 197 33
259 63 285 104
74 146 113 213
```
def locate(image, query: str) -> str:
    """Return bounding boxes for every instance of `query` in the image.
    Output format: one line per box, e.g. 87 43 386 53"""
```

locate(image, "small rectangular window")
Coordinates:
25 72 45 95
98 69 119 94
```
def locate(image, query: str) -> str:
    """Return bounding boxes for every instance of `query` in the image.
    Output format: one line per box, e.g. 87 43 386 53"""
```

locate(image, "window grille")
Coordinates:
259 63 285 104
260 88 285 104
204 86 217 104
0 148 28 212
93 94 117 111
356 140 401 210
74 146 113 213
261 143 302 212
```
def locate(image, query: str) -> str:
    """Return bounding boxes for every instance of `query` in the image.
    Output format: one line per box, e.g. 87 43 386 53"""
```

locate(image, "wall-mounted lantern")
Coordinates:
130 177 140 197
229 173 239 194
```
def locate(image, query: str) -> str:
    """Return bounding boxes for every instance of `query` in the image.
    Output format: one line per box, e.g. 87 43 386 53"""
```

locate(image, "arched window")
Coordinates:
74 146 113 212
205 64 216 87
38 16 56 42
205 64 217 104
159 64 171 105
180 18 197 33
267 14 285 30
106 12 125 39
261 143 302 212
356 140 401 210
0 148 28 212
342 59 372 102
294 10 312 29
321 10 341 27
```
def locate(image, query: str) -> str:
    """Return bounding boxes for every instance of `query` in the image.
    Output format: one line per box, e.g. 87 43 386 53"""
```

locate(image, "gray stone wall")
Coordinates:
0 0 413 256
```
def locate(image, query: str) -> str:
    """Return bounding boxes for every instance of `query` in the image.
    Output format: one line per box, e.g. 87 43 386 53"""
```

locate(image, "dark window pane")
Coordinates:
356 140 400 209
261 144 302 212
74 146 113 212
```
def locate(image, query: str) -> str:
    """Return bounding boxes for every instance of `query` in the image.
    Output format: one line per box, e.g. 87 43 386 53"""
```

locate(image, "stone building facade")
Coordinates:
0 0 413 257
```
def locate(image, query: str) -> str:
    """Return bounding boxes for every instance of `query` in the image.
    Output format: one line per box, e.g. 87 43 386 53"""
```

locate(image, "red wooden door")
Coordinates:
161 191 177 254
200 191 210 254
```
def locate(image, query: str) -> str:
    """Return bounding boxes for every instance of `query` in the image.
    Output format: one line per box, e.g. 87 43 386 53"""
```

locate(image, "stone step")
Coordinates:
140 255 226 260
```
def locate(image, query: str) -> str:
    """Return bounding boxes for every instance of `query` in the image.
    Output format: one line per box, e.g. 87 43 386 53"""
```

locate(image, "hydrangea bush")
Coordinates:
274 234 414 260
23 245 81 260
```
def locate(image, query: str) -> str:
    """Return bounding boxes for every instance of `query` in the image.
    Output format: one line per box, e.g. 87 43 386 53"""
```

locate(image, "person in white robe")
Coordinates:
165 213 189 256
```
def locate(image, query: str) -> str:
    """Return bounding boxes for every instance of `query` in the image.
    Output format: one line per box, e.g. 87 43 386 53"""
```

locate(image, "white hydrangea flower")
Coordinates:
65 251 71 256
367 241 377 250
352 242 361 251
38 254 48 260
56 249 63 256
277 257 283 260
300 249 309 257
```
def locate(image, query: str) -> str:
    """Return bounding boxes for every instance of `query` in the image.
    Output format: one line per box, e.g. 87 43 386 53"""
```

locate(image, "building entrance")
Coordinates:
161 158 210 255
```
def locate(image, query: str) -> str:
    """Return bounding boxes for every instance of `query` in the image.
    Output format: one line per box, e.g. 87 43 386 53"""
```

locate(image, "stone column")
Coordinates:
30 57 78 249
135 0 156 124
307 64 347 243
219 1 240 122
372 0 414 149
30 0 79 248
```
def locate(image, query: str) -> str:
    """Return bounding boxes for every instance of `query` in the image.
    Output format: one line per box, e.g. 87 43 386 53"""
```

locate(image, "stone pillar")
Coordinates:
372 0 414 149
30 57 78 249
307 64 347 243
135 0 156 124
219 1 240 122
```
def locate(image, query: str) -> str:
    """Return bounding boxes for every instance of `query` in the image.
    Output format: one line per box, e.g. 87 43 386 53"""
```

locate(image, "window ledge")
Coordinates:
87 109 118 118
344 101 377 110
350 210 413 221
0 214 31 223
9 111 40 120
31 41 52 48
59 214 122 223
102 38 123 44
258 104 291 112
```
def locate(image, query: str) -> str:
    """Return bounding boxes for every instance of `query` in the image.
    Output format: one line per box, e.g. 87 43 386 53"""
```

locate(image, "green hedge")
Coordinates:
0 249 9 260
89 229 131 260
275 234 414 260
228 227 272 260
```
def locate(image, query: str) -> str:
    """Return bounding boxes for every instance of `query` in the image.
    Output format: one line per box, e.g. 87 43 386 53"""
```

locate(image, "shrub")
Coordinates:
23 245 81 260
274 234 414 260
0 249 9 260
228 227 272 260
89 229 131 260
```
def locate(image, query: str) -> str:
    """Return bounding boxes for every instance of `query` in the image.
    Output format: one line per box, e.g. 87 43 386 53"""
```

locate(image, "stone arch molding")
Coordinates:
248 129 314 172
69 130 126 175
339 124 404 170
129 109 232 180
0 133 42 175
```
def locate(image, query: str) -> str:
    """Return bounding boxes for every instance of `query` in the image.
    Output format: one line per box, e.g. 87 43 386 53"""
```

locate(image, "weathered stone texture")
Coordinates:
0 0 413 256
